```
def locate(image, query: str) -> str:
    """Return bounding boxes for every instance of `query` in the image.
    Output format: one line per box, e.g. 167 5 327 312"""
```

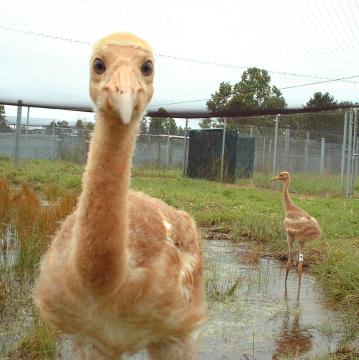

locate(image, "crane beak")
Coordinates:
271 176 280 181
105 65 137 125
111 92 136 125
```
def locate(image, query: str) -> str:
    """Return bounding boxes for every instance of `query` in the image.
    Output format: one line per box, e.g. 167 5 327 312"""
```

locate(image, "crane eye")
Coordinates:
141 60 153 76
93 58 106 74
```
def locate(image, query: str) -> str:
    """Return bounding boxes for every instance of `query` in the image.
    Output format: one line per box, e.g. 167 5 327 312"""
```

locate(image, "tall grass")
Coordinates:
0 177 77 357
8 307 58 359
0 177 11 233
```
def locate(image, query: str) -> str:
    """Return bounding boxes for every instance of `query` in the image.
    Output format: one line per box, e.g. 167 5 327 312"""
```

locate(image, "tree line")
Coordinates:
198 67 358 133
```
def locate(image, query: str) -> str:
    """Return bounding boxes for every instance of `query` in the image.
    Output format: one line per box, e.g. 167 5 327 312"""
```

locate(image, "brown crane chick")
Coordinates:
33 32 207 360
271 171 321 298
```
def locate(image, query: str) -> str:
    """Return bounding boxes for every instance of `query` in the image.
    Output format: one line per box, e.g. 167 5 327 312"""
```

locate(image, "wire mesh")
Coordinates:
1 105 358 196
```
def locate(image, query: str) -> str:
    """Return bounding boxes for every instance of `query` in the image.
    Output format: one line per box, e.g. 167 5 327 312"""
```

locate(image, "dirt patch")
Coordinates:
201 226 233 241
267 248 326 269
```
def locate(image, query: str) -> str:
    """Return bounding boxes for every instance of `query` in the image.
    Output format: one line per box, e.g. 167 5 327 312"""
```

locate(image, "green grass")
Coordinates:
242 170 359 197
8 307 58 359
0 158 83 191
0 157 358 356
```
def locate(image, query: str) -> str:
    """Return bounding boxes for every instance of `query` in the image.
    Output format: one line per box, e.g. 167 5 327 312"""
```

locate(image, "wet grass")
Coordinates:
0 157 358 357
204 247 243 303
0 175 77 358
8 307 58 359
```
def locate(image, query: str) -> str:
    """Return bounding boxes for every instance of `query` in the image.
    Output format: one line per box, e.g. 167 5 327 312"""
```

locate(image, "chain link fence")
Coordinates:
1 107 358 197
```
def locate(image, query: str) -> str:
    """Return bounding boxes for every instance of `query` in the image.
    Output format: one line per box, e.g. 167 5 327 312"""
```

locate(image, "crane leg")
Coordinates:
297 242 305 300
285 234 294 291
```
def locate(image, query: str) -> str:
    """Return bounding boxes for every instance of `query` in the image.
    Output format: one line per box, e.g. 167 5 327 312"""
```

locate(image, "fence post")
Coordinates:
320 138 325 176
345 109 353 197
304 131 310 173
341 110 348 189
147 133 150 168
268 137 272 170
355 135 359 177
165 128 170 171
26 106 30 138
272 115 280 189
51 120 56 159
284 125 290 170
220 118 227 182
157 132 161 169
182 118 188 176
262 135 266 170
14 100 22 167
351 109 358 194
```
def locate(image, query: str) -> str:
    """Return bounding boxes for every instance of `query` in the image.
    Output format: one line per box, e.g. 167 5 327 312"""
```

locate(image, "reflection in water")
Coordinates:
0 225 17 268
273 293 313 359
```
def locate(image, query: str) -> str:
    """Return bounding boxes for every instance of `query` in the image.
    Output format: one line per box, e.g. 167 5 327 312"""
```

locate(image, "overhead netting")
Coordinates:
0 0 359 115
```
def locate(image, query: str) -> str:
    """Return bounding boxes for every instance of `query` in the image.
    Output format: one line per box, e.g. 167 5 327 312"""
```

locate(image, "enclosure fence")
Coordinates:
1 106 358 197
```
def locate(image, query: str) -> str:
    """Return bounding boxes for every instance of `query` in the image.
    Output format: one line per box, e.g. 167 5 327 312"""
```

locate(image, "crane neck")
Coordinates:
283 179 294 211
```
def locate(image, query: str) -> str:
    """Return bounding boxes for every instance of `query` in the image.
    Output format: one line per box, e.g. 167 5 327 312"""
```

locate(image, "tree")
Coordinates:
163 117 177 134
85 121 95 131
305 92 337 108
148 108 179 134
0 105 12 132
338 100 359 107
75 118 85 129
198 118 221 129
57 120 69 128
205 67 287 129
230 68 286 110
206 82 232 113
140 117 148 133
177 126 185 136
148 116 165 134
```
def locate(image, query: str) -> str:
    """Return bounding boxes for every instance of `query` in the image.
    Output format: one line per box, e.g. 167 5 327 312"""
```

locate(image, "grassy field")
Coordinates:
0 157 358 357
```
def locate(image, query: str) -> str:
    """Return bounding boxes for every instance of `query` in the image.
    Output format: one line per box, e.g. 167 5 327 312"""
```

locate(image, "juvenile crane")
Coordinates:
271 171 321 298
34 32 207 359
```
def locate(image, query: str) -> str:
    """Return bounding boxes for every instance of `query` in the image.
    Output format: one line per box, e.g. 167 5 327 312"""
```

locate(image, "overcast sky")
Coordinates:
1 0 359 123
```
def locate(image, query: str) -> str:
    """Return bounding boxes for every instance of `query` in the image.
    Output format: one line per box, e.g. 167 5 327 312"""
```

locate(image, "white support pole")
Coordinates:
262 135 266 170
354 136 359 178
183 118 188 176
341 110 348 188
320 138 325 176
249 126 253 137
220 118 227 182
284 125 290 170
268 137 272 168
304 131 310 173
272 115 280 189
165 128 170 171
14 100 22 166
351 109 358 195
26 106 30 138
346 109 353 197
51 120 56 159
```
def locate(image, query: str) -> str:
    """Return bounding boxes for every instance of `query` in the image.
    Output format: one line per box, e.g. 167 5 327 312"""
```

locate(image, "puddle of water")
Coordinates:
0 234 352 359
198 240 344 359
0 224 17 268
